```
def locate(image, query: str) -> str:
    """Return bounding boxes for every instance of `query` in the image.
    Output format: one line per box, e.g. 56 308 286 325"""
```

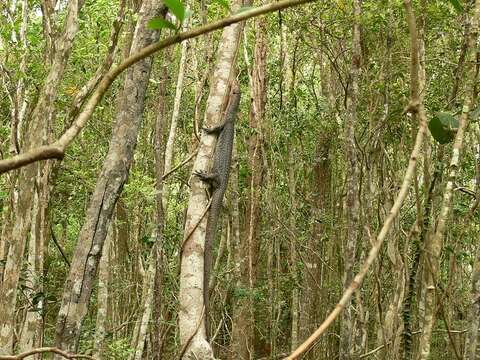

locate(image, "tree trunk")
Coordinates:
339 0 362 358
0 0 85 353
178 0 245 357
150 43 170 360
464 248 480 359
416 3 480 359
17 164 50 356
93 224 113 358
131 245 157 360
163 16 190 207
54 0 166 353
230 15 266 360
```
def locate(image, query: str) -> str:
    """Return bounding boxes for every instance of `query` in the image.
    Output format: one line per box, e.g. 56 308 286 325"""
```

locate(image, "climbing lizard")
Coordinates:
195 82 240 336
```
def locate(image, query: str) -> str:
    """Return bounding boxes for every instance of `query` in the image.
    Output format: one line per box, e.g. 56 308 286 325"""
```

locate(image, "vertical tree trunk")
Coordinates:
151 45 170 360
163 16 190 206
17 167 50 356
0 0 28 288
230 15 266 360
402 1 429 357
54 0 166 353
339 0 362 358
301 132 331 359
229 142 247 360
93 224 113 358
178 0 245 357
131 247 157 360
289 149 299 351
0 0 85 353
416 3 480 358
464 248 480 359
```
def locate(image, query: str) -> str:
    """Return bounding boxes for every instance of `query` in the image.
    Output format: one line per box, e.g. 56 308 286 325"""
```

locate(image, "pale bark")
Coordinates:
17 166 50 357
417 2 480 358
463 127 480 358
93 224 112 358
54 0 166 353
131 245 157 360
163 16 190 207
464 239 480 359
339 0 362 358
178 0 245 357
0 0 84 353
402 2 431 358
230 15 266 360
463 194 480 360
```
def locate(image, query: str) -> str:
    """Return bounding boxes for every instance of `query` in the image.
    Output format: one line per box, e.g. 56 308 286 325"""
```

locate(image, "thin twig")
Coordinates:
162 148 198 181
50 225 70 267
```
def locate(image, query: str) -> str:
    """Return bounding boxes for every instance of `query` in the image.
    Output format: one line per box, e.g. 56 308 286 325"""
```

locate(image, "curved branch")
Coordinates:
284 0 427 358
0 0 313 174
0 347 95 360
285 115 427 360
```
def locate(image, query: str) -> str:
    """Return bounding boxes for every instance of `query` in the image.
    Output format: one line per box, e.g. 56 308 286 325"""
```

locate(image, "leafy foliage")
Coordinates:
428 112 458 144
447 0 464 13
164 0 186 22
148 18 177 30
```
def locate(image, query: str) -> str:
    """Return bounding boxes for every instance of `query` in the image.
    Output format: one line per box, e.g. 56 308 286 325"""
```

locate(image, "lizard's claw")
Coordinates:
202 126 215 134
194 170 208 181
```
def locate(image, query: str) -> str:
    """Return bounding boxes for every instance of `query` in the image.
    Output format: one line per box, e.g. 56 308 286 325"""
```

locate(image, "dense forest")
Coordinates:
1 0 480 359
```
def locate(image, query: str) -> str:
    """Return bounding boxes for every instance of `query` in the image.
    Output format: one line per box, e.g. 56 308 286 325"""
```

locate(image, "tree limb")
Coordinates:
0 347 95 360
0 0 313 174
284 0 428 358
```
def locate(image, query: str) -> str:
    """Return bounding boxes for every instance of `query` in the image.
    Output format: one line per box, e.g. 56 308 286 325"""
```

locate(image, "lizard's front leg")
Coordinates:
202 121 225 135
194 170 221 190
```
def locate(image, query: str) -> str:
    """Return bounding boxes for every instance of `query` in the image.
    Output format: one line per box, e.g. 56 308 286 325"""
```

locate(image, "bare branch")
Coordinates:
0 0 313 174
0 347 95 360
64 0 127 126
284 1 428 358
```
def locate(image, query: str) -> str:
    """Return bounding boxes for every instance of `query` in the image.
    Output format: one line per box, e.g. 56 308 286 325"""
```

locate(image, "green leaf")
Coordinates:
428 112 459 144
147 18 177 31
164 0 185 22
447 0 464 12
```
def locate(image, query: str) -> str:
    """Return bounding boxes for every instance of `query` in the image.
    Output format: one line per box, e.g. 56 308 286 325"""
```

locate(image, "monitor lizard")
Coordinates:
194 82 240 338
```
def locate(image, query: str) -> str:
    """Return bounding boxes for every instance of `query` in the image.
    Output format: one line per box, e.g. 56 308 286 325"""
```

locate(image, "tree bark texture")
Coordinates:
54 0 166 353
0 0 85 354
178 0 245 357
230 15 266 360
339 0 362 358
417 2 480 358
